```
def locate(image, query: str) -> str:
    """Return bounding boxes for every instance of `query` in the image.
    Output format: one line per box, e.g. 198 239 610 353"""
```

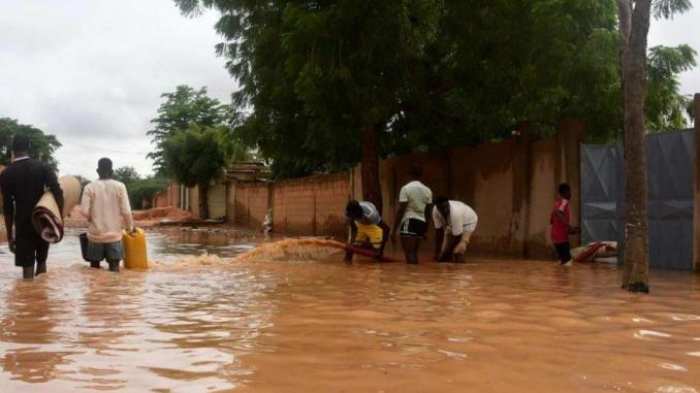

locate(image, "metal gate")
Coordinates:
581 144 623 247
581 130 695 270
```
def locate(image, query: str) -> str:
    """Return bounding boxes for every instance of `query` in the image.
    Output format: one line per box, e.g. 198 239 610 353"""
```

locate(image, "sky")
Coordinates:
0 0 234 179
1 1 699 179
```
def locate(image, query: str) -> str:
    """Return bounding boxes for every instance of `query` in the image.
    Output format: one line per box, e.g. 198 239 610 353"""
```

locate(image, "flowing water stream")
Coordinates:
0 228 699 392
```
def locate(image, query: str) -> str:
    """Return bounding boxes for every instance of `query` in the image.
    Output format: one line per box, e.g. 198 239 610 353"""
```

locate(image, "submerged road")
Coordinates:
0 229 699 392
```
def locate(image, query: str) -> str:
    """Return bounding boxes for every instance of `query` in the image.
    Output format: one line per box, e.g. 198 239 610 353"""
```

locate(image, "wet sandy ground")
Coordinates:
0 229 699 392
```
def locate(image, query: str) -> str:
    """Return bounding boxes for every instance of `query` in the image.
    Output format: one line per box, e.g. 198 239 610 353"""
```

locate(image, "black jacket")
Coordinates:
0 158 64 235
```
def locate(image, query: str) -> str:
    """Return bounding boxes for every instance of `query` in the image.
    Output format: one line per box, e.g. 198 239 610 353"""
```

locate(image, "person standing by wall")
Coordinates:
0 135 64 279
392 165 432 264
80 158 134 272
550 183 579 266
433 197 478 263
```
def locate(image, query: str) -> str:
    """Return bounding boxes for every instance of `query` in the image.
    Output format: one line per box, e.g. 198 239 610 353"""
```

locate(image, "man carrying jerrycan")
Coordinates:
80 158 135 272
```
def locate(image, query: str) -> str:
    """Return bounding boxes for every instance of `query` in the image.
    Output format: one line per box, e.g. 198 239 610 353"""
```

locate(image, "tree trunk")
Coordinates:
618 0 651 293
361 124 383 214
199 183 210 220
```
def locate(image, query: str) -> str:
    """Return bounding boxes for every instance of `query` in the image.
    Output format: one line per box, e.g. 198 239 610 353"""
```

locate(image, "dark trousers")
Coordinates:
554 242 572 264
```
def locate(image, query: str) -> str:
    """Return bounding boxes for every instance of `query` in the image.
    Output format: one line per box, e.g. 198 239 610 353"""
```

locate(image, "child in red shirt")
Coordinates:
551 183 579 266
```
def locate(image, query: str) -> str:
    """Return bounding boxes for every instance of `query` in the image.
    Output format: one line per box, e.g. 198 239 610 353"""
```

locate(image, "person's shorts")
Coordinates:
14 231 49 267
355 223 384 249
86 240 123 262
463 221 478 234
400 218 427 237
554 242 572 264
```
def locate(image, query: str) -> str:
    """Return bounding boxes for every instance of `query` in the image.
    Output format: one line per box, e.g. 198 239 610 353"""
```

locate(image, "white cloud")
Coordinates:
0 0 235 179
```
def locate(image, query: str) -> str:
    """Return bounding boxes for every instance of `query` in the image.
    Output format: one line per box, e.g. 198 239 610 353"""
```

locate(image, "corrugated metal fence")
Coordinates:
581 130 695 270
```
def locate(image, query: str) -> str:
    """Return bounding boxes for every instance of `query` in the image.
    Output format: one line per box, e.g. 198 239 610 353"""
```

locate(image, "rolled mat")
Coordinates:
31 176 82 243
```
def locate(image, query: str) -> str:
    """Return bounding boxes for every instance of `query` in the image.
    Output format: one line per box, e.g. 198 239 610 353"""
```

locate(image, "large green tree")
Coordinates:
174 0 695 216
391 0 623 148
172 1 622 186
147 85 230 174
176 0 444 213
0 118 61 170
162 125 231 219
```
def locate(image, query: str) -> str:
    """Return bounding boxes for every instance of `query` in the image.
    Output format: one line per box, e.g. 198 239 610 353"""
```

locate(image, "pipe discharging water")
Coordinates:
234 238 347 263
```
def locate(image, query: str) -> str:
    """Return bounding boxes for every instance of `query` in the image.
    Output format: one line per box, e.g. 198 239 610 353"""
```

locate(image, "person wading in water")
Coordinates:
0 134 64 279
392 165 433 264
80 158 134 272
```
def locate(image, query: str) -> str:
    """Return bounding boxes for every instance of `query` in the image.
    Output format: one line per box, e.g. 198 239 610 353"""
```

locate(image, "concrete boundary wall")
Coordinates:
267 173 350 238
369 121 583 259
180 122 585 259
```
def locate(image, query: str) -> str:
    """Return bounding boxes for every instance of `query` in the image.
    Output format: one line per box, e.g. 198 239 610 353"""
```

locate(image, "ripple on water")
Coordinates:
658 363 688 372
671 314 700 322
635 329 673 340
656 385 699 393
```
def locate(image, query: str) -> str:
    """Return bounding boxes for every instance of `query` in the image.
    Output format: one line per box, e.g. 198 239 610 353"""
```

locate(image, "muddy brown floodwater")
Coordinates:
1 228 699 393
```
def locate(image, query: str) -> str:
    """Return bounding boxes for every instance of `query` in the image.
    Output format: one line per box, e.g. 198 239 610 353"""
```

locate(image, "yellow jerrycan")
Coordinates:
122 228 148 269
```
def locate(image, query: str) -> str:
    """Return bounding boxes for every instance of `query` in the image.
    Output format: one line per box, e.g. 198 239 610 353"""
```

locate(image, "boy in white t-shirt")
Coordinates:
392 165 432 264
432 196 478 262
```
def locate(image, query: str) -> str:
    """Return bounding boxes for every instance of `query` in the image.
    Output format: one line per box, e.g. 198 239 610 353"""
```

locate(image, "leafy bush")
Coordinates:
127 177 169 210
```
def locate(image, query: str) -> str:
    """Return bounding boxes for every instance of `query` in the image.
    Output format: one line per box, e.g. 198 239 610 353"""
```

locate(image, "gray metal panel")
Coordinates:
581 144 621 246
582 130 694 270
645 130 694 270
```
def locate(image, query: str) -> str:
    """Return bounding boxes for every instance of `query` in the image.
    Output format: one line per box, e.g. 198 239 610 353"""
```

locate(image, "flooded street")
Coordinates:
1 230 699 392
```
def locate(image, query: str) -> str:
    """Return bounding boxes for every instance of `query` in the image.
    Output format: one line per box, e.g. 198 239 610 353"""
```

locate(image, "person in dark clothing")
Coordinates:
0 135 64 279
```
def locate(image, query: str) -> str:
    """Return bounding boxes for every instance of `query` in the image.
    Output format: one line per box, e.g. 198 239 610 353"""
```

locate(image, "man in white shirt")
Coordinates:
80 158 134 272
432 196 478 262
392 165 432 264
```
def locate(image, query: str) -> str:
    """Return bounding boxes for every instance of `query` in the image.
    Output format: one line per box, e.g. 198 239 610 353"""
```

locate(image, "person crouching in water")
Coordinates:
550 183 579 266
344 200 390 262
80 158 134 272
433 196 478 262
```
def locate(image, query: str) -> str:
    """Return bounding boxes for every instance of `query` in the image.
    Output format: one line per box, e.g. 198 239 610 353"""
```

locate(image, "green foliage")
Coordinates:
112 166 168 209
162 125 230 188
0 118 62 170
396 0 623 146
128 177 170 210
175 1 445 178
175 0 696 176
113 166 141 185
147 85 230 174
646 45 697 131
652 0 692 19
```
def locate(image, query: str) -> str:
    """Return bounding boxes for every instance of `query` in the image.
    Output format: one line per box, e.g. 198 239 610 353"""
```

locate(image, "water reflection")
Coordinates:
71 270 145 390
0 279 74 384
